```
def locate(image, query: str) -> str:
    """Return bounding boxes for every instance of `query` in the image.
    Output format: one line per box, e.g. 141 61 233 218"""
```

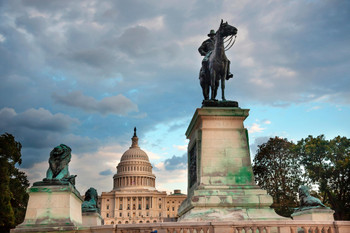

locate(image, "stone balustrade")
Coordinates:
59 220 350 233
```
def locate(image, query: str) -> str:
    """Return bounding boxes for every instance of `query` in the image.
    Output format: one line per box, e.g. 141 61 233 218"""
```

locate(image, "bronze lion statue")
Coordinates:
82 187 99 213
45 144 76 185
296 185 327 212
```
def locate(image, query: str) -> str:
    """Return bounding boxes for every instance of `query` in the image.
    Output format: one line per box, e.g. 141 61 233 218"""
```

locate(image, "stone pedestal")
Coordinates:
178 107 285 221
292 208 335 221
82 212 103 226
13 183 83 232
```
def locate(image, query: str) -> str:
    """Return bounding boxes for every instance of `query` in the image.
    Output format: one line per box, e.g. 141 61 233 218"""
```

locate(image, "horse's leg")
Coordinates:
221 61 229 100
204 85 208 100
221 75 226 101
214 78 219 100
200 79 208 100
199 68 209 100
204 68 210 100
210 70 216 100
202 81 209 100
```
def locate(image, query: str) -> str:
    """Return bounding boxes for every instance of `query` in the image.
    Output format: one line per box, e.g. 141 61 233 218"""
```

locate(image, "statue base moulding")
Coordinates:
178 107 286 221
12 182 83 232
82 212 103 227
292 208 335 221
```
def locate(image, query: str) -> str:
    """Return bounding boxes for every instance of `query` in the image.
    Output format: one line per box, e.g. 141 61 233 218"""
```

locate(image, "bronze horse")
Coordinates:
200 20 237 101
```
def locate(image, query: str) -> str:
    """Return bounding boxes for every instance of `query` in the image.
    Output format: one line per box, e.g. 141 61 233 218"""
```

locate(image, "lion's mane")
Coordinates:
48 144 72 179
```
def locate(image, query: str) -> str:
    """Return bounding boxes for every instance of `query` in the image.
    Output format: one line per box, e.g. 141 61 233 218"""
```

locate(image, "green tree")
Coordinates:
297 135 350 220
0 133 29 233
253 137 305 217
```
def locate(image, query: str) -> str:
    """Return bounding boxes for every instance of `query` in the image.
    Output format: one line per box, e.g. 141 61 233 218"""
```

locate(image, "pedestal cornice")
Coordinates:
186 107 249 138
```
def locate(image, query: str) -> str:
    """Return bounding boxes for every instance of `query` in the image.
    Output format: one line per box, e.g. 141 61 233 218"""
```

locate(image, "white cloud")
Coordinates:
21 161 48 186
138 16 164 31
153 162 187 194
0 34 5 42
143 149 162 160
271 67 297 78
263 120 271 125
248 123 265 133
307 106 321 112
173 144 187 151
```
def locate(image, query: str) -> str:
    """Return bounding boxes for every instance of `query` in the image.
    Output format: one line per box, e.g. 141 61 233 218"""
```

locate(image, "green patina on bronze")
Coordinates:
294 185 329 213
82 187 100 213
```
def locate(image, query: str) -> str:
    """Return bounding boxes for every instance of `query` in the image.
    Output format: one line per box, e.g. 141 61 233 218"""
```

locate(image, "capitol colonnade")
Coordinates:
113 176 156 188
100 128 186 224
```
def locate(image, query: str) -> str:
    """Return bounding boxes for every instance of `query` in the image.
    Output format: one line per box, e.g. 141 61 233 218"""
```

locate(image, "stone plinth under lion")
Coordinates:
12 144 83 232
178 107 286 221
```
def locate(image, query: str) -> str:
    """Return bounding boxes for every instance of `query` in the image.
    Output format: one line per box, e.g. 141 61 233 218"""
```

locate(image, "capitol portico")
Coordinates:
100 128 186 224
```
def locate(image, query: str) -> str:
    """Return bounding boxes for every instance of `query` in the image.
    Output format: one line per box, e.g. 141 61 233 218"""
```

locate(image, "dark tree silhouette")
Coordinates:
0 133 29 233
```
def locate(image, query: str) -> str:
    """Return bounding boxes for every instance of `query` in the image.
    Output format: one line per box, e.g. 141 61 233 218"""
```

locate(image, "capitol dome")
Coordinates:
113 128 156 190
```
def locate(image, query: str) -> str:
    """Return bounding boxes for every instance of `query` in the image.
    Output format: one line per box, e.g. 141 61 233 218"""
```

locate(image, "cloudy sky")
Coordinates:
1 0 349 195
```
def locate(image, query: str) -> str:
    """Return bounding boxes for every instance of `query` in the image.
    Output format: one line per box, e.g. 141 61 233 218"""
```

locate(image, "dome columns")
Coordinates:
114 175 156 189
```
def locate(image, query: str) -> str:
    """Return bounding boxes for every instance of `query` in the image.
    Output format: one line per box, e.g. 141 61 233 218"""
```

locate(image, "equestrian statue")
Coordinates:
199 20 238 104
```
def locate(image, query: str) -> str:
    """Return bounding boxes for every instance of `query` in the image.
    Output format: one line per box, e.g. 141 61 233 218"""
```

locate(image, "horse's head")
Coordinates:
218 19 237 38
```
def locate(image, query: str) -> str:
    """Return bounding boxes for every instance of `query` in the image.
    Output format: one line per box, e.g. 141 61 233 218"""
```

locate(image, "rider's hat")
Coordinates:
208 29 216 37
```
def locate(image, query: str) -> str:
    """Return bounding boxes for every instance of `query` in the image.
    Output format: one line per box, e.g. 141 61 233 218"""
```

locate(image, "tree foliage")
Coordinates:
0 133 29 233
254 135 350 220
253 137 304 217
297 135 350 220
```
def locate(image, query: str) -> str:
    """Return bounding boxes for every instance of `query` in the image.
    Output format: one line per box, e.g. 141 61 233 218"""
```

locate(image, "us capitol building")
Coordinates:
100 128 187 224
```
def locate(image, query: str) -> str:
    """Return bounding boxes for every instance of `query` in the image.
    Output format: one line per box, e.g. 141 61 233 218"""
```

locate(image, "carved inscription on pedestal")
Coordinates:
189 144 197 188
